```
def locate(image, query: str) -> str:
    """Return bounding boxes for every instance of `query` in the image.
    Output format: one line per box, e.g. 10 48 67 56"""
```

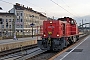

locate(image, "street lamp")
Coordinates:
82 19 83 32
30 15 35 38
80 19 84 33
36 26 39 40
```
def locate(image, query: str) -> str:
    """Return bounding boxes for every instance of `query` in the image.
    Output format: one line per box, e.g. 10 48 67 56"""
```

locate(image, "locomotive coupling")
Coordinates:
48 37 51 46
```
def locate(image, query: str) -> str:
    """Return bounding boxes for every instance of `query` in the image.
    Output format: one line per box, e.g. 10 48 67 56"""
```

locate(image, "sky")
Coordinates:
0 0 90 25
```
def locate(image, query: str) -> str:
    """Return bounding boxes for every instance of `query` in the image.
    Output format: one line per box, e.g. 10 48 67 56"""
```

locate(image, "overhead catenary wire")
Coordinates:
60 0 81 17
23 0 47 15
23 0 57 17
0 0 44 11
50 0 81 19
20 0 57 17
0 0 48 16
0 0 55 20
24 0 44 11
0 0 81 20
0 0 14 5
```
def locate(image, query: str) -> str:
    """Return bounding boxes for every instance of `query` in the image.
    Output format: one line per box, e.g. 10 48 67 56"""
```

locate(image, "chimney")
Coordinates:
16 3 20 6
27 6 28 9
16 3 18 5
23 5 24 7
30 8 32 10
28 7 32 10
29 7 30 9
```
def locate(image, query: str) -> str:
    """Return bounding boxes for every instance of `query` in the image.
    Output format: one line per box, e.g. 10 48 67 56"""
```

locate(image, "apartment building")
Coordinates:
9 3 47 36
0 13 16 37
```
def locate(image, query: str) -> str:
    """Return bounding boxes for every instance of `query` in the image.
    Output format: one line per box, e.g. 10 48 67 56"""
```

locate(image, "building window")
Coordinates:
6 19 8 22
2 19 4 22
21 19 22 22
17 16 20 19
13 19 14 22
9 25 11 28
21 30 23 32
17 13 19 16
17 30 19 32
17 19 19 22
2 25 4 28
9 19 11 22
21 25 23 28
21 13 22 16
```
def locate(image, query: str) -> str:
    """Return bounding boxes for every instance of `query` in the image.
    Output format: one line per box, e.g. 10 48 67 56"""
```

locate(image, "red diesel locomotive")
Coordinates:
38 17 79 51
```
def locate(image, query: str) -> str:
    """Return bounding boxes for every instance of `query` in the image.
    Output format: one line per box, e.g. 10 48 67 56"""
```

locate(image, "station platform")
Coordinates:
0 36 40 52
52 35 90 60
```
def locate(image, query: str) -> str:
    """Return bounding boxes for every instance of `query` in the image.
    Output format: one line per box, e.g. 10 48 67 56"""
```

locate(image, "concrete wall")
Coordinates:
0 40 37 52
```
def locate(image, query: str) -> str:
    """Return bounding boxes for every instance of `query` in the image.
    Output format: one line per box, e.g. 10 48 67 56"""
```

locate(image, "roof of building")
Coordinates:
14 3 47 18
0 12 15 16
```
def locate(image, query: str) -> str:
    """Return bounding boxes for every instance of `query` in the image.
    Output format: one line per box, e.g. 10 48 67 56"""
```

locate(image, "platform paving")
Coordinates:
54 35 90 60
0 36 40 52
0 36 40 45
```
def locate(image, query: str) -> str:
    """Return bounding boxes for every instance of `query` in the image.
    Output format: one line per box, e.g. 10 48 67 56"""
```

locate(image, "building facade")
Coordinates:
0 13 16 37
9 3 47 36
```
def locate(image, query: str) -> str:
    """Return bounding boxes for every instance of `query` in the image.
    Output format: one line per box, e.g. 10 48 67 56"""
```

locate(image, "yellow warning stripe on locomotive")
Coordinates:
48 32 52 34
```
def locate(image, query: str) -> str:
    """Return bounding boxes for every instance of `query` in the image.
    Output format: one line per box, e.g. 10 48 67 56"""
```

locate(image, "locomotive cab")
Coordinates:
38 20 65 51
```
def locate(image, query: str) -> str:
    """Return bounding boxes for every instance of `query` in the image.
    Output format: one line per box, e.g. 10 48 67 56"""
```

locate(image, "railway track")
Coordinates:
0 47 46 60
27 34 88 60
14 48 47 60
27 50 58 60
0 44 37 60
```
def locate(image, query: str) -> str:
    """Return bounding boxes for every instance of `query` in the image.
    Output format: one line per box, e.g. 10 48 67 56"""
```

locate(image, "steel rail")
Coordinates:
0 44 37 57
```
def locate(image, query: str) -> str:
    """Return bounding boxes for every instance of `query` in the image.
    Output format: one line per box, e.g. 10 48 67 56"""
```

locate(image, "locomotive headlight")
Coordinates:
44 34 46 36
57 34 59 36
50 21 52 23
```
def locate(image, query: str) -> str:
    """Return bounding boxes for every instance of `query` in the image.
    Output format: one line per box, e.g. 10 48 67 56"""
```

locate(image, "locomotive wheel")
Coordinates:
76 35 79 41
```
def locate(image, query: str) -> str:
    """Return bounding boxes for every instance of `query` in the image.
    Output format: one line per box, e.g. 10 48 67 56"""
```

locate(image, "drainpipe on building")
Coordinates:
12 15 16 38
0 18 3 40
0 7 3 40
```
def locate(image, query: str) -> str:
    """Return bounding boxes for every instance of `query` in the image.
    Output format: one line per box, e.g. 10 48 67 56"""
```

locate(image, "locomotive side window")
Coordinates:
63 23 65 35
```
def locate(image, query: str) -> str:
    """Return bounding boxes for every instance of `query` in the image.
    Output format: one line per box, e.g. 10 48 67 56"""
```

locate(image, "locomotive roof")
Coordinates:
57 17 74 21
